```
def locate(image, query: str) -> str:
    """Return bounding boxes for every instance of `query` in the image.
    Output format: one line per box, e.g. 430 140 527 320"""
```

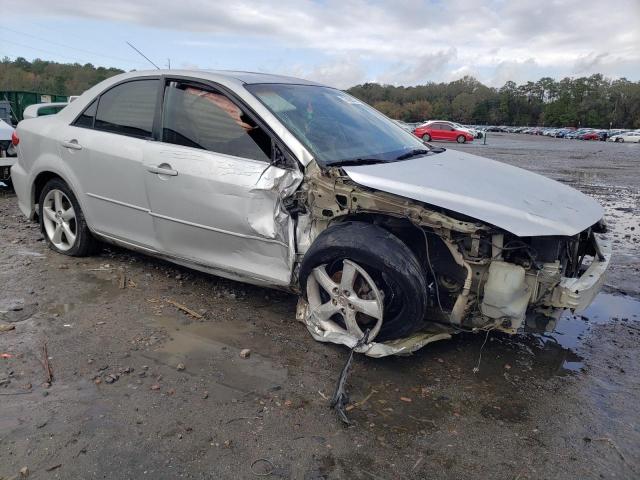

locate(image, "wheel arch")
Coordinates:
327 212 428 266
31 168 88 223
322 212 467 309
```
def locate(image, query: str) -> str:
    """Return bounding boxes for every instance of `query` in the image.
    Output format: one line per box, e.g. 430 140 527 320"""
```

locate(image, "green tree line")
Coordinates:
1 57 638 128
0 57 123 97
347 75 640 128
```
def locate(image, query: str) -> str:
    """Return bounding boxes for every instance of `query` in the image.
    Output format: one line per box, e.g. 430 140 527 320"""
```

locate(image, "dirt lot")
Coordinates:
1 133 639 479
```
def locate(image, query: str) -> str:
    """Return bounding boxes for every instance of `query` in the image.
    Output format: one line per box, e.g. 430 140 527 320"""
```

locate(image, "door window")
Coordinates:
74 99 98 128
162 82 271 162
94 79 159 138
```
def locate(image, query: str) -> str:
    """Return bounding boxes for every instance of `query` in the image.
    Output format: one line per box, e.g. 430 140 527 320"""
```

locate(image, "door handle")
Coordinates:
146 164 178 176
61 139 82 150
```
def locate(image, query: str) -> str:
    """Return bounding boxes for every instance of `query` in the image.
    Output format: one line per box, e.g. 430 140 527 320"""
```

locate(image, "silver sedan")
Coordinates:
11 70 611 356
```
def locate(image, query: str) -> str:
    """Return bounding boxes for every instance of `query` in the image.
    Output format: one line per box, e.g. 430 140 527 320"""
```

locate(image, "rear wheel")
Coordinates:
456 135 466 143
39 178 97 256
300 222 427 342
422 133 431 142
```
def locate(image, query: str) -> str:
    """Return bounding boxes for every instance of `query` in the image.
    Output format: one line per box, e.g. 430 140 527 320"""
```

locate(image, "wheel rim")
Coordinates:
306 259 384 342
42 189 77 251
423 134 430 141
458 135 465 143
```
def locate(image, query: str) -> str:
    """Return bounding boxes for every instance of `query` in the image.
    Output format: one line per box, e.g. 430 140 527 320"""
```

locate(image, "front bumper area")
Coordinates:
546 233 612 312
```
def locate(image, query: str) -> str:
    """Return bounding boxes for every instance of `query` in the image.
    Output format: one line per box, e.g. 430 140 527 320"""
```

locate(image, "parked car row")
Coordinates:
454 125 639 143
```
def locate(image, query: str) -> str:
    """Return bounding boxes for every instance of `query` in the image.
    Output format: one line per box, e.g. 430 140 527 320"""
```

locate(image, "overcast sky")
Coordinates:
2 0 639 88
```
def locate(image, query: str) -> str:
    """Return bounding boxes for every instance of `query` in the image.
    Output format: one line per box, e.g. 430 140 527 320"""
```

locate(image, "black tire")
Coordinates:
422 133 431 142
299 221 427 341
456 135 466 143
39 178 97 256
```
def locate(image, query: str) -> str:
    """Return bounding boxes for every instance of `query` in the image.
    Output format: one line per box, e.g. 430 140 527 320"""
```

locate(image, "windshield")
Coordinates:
246 83 434 166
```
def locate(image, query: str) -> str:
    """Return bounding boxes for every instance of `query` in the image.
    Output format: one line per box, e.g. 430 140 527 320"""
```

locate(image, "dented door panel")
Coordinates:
143 142 301 285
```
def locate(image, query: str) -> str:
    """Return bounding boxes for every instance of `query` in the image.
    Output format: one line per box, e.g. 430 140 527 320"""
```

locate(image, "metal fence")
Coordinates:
0 91 68 125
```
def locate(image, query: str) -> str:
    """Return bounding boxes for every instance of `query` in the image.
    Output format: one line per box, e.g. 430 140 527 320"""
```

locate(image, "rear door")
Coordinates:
60 78 161 250
61 77 160 250
142 78 300 286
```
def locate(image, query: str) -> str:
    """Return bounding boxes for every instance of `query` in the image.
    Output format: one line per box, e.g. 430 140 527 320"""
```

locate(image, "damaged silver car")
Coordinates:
11 70 611 357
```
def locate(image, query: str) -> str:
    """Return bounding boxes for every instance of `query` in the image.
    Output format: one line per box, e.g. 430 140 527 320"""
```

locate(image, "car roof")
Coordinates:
114 69 323 87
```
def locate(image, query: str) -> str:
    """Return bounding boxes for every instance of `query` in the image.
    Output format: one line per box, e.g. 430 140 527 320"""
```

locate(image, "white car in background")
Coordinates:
608 131 640 143
11 69 610 357
0 119 16 186
22 102 69 120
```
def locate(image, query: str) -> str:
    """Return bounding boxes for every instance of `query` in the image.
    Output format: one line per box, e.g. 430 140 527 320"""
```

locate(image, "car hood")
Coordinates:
342 149 604 237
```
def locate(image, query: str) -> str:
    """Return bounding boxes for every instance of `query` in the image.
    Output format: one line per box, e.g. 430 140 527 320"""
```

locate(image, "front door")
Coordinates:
143 79 300 286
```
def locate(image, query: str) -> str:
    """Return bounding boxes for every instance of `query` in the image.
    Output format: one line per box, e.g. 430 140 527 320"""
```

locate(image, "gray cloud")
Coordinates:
12 0 640 87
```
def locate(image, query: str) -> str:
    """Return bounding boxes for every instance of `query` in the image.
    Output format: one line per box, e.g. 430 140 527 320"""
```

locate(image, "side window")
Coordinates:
432 123 444 130
74 99 98 128
94 79 158 138
162 82 271 162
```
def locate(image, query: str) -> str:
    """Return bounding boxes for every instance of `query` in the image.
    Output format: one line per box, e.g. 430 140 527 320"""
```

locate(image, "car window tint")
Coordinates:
162 82 271 162
74 99 98 128
94 80 158 138
432 123 444 130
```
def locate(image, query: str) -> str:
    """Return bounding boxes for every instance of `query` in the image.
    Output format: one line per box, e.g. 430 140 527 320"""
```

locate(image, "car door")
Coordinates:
142 79 301 286
440 123 457 141
429 123 446 140
60 78 161 250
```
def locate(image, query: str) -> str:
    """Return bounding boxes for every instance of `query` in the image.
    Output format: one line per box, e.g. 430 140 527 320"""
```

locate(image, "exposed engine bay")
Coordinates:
293 163 612 357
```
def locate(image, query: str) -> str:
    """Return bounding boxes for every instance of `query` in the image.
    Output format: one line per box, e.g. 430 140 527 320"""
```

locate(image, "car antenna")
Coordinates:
126 41 160 70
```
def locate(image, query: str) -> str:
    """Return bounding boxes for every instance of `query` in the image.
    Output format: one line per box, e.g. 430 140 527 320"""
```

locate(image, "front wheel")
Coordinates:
300 222 427 342
39 178 97 256
422 133 431 142
456 135 466 143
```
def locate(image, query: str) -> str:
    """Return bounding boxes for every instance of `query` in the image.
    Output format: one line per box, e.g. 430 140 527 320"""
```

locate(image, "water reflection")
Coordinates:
525 293 640 373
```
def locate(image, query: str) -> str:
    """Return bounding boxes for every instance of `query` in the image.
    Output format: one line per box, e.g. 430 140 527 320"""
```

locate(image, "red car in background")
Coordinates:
580 131 600 140
413 121 475 143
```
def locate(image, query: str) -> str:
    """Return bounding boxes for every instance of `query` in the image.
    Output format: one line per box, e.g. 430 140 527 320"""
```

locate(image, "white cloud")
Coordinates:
12 0 640 87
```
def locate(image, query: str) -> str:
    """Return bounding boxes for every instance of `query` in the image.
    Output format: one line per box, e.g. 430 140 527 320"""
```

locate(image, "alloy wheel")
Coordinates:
42 189 77 251
306 259 384 342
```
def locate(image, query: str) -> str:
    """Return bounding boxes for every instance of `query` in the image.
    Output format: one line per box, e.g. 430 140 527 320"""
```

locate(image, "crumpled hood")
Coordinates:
343 149 604 237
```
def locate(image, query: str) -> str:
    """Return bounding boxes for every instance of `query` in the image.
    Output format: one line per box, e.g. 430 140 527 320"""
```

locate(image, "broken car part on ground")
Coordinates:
11 70 610 357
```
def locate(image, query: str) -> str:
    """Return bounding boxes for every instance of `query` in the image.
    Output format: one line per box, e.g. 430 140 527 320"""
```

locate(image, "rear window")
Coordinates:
93 80 158 138
73 100 97 128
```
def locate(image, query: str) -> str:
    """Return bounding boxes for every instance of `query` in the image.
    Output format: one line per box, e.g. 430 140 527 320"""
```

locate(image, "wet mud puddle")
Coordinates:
142 315 288 400
140 289 640 436
537 292 640 372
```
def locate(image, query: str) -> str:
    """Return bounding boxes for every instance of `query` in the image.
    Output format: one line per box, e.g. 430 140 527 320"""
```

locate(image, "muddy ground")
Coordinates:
1 133 639 479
